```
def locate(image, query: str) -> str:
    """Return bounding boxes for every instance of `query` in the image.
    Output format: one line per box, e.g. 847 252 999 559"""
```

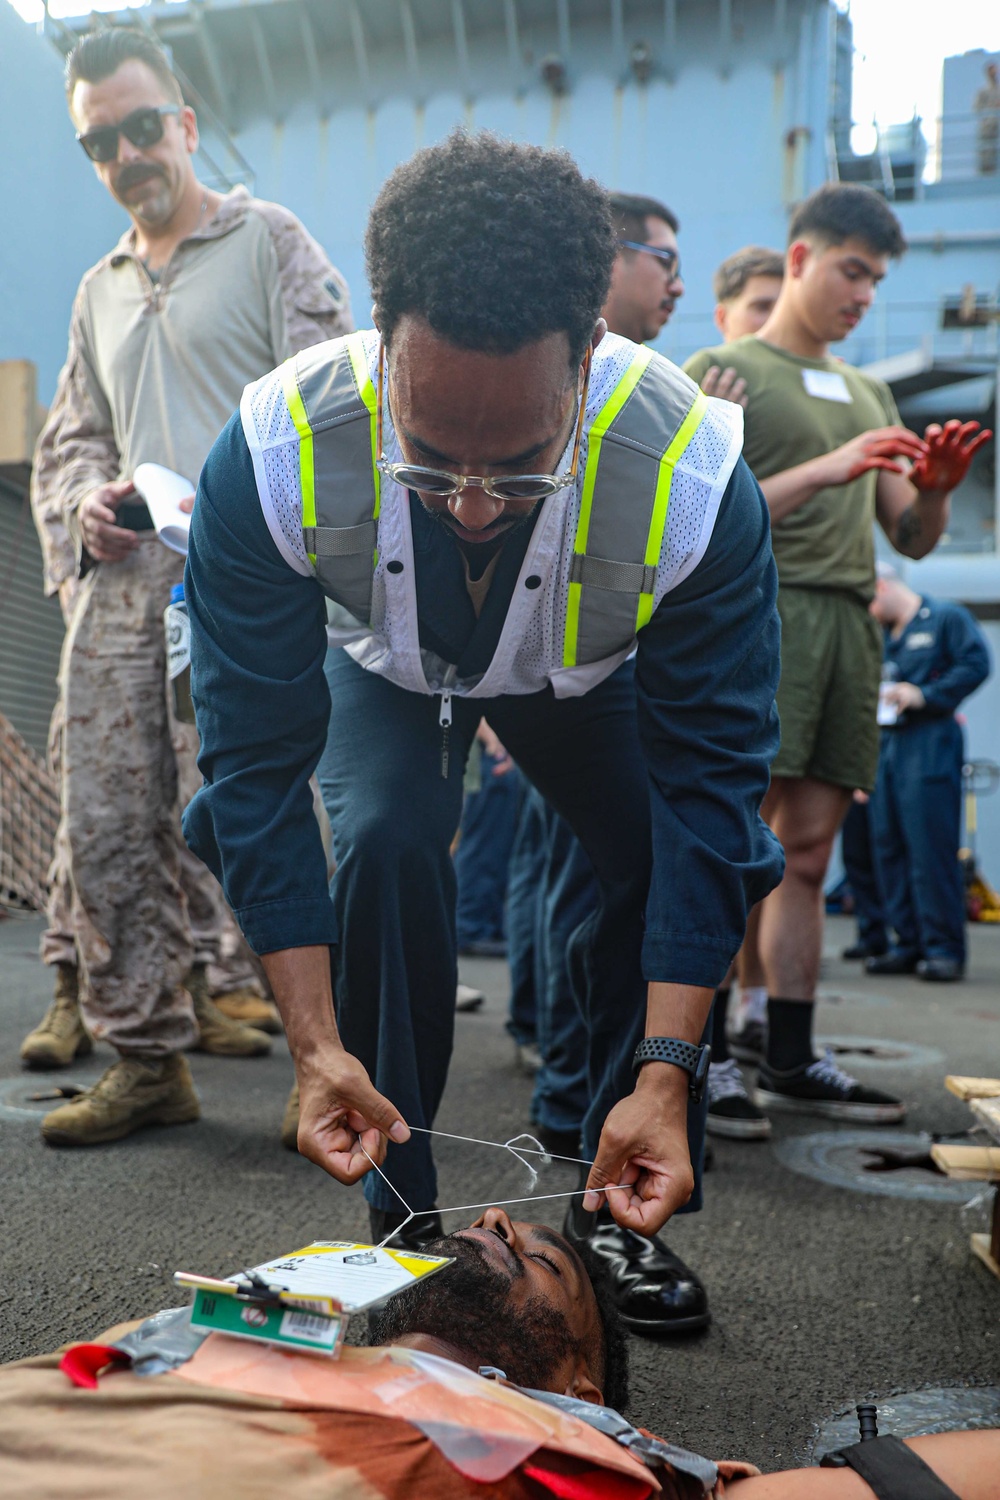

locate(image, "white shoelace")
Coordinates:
707 1058 750 1104
805 1049 858 1094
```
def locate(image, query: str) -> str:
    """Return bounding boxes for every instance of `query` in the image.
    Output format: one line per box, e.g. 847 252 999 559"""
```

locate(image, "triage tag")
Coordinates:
176 1241 453 1358
801 368 852 403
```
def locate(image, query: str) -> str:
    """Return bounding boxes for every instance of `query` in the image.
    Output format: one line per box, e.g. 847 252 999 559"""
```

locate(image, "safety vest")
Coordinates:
240 329 743 702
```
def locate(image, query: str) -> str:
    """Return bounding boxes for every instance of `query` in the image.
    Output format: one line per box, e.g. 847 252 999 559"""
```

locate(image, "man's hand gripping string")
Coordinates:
582 1065 695 1237
295 1047 410 1182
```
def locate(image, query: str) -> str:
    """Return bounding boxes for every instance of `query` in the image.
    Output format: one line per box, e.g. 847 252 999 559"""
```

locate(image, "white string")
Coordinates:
362 1124 630 1251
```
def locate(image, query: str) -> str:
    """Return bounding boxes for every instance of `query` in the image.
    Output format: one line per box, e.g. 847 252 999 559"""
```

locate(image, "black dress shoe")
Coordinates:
562 1202 710 1337
864 948 920 976
369 1206 444 1250
916 957 964 982
842 941 887 961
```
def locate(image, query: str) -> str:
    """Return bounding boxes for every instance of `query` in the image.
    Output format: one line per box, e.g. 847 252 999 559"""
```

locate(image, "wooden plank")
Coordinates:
946 1075 1000 1101
930 1144 1000 1180
0 361 38 465
971 1098 1000 1145
971 1233 1000 1283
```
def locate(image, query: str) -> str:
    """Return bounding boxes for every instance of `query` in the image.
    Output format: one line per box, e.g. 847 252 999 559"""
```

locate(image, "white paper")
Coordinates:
877 683 899 726
801 368 852 404
132 462 194 554
238 1240 453 1314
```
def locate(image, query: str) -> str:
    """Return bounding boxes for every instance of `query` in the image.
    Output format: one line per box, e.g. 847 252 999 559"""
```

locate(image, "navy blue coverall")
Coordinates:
872 595 990 966
184 413 784 1215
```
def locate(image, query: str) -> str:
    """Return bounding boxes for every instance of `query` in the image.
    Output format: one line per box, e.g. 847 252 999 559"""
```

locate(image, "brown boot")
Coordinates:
186 964 271 1057
20 964 93 1070
41 1054 200 1146
281 1082 300 1152
213 986 283 1034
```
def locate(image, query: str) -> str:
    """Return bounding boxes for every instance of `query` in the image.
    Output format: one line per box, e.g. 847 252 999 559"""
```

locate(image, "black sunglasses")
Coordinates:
77 104 180 164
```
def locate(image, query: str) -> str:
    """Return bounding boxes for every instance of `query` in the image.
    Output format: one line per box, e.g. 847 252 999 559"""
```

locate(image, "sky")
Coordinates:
838 0 1000 156
7 0 1000 144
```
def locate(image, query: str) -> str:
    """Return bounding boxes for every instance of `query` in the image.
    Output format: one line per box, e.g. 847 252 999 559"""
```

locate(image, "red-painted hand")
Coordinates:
910 420 992 495
819 426 927 487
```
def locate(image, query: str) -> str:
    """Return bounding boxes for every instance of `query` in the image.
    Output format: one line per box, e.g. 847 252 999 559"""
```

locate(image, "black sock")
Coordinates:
766 998 815 1072
710 987 731 1063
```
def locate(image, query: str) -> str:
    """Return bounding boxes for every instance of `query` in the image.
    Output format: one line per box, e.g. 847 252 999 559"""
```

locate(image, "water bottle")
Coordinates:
165 581 195 724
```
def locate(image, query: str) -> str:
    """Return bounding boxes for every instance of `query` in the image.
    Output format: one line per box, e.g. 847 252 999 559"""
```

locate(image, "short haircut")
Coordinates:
365 130 616 368
576 1242 630 1415
65 27 183 107
788 182 906 258
713 245 785 303
609 191 679 242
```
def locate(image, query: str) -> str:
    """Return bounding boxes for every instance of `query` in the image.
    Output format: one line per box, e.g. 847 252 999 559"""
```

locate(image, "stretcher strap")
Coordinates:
831 1436 961 1500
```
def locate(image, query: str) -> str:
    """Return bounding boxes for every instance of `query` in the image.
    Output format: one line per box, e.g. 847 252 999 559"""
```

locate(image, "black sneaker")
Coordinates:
864 948 920 976
728 1017 767 1067
916 957 964 982
755 1050 905 1124
706 1059 771 1140
842 941 887 961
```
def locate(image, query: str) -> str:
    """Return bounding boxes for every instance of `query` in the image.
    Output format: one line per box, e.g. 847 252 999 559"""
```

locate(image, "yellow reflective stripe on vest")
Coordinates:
281 357 317 565
563 347 653 668
634 387 709 631
346 333 381 565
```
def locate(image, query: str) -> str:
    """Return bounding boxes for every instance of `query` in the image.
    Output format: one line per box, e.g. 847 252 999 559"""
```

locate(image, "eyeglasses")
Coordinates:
375 341 592 503
77 104 180 164
617 239 681 279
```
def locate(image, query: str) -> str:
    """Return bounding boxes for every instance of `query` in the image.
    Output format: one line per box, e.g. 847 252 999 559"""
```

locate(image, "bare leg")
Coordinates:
759 776 851 1002
735 901 765 990
728 1429 1000 1498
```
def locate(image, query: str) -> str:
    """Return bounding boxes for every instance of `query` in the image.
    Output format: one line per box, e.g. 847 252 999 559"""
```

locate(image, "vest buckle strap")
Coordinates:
568 553 656 595
303 521 378 557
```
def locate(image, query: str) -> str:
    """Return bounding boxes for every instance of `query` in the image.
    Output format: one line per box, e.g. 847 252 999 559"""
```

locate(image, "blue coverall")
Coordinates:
872 595 990 966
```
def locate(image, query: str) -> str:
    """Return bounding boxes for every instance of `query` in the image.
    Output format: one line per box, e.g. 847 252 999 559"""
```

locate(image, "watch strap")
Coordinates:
632 1037 703 1078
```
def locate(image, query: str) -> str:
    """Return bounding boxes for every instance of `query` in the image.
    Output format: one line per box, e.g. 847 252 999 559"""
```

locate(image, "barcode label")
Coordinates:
283 1297 334 1315
280 1309 336 1345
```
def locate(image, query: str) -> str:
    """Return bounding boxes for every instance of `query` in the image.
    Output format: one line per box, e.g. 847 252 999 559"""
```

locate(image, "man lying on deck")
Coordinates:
0 1209 995 1499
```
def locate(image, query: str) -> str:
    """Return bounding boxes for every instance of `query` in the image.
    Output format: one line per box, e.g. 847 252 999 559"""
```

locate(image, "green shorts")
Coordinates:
772 586 882 793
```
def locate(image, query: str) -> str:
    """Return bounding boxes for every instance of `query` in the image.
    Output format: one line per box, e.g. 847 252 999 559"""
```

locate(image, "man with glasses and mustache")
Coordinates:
601 192 686 347
29 27 352 1148
182 131 785 1330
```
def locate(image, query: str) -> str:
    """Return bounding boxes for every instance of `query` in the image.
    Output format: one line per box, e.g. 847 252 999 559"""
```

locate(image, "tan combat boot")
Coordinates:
213 986 283 1034
41 1053 200 1146
186 964 271 1057
20 963 93 1070
281 1082 300 1152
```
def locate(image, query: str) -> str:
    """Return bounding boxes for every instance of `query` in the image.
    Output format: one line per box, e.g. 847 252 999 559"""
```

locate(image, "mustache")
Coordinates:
115 162 166 193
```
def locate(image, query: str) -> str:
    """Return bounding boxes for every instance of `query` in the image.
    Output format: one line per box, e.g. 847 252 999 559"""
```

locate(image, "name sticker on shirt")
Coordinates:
905 631 935 649
801 368 853 404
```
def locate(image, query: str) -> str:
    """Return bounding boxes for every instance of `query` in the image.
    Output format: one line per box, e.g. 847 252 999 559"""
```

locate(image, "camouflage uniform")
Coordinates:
32 187 352 1055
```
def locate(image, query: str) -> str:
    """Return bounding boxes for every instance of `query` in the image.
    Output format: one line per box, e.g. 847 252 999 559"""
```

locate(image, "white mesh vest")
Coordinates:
240 329 743 702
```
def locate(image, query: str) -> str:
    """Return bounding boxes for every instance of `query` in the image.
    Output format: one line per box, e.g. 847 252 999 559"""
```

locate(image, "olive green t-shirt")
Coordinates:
683 337 900 601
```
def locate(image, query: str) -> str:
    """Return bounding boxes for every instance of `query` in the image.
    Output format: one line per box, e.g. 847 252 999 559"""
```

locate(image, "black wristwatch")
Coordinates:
632 1037 712 1102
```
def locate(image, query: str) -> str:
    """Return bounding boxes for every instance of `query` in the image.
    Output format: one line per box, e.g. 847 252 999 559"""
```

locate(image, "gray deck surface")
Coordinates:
1 910 998 1470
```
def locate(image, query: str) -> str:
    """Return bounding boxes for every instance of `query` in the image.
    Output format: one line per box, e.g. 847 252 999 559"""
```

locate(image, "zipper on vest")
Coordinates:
438 689 454 779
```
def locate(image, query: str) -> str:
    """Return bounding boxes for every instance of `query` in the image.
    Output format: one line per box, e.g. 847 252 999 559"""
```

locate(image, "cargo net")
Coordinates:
0 712 58 913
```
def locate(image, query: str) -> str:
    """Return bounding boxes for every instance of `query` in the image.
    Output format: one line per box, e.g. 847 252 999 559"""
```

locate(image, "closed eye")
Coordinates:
528 1251 563 1277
